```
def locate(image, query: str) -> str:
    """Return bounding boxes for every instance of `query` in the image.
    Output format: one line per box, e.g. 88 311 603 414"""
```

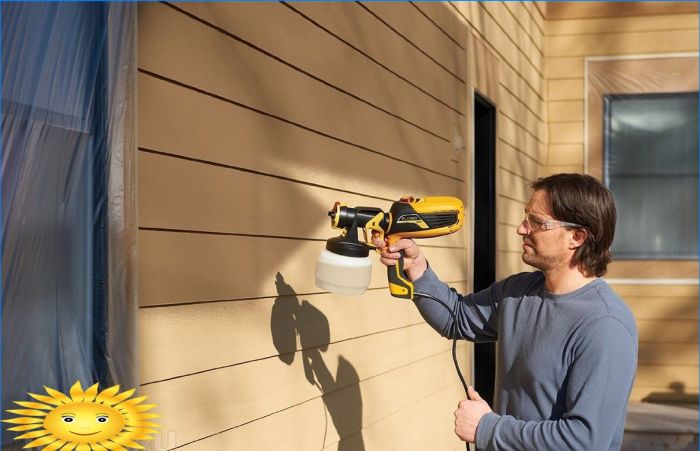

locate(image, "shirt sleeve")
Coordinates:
411 265 504 342
475 316 638 450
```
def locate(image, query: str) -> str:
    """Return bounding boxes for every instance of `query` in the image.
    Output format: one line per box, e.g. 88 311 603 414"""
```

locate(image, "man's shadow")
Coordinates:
271 272 365 450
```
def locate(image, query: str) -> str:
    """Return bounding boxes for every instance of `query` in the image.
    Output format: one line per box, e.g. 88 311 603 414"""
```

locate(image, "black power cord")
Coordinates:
414 291 469 396
414 291 474 451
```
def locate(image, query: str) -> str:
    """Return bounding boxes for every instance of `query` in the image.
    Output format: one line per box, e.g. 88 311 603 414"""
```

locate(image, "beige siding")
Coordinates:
136 2 493 449
611 284 699 401
544 7 699 175
545 3 699 404
433 2 548 279
139 2 699 448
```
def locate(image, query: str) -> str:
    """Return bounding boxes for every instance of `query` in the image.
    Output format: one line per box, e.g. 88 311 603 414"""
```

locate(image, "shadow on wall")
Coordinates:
642 382 699 409
271 272 365 450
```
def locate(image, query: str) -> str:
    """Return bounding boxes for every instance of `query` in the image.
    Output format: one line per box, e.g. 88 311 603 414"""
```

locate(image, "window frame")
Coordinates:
585 54 699 279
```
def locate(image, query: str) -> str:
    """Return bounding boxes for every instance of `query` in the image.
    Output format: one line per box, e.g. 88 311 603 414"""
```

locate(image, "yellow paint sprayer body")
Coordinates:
316 196 464 299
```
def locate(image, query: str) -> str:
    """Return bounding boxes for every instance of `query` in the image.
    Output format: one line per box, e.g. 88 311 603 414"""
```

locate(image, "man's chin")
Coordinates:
521 253 542 270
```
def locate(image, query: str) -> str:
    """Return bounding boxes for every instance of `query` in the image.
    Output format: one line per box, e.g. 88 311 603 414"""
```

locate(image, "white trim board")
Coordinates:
605 278 699 286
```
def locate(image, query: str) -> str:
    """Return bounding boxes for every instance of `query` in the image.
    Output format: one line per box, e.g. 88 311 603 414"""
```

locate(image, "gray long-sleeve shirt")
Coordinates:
413 267 638 451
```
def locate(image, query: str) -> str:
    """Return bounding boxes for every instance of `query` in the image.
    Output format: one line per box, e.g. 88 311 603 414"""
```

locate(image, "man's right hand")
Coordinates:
371 234 428 282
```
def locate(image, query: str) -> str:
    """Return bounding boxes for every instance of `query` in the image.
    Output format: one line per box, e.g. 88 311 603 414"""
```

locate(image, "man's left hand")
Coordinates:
454 386 493 443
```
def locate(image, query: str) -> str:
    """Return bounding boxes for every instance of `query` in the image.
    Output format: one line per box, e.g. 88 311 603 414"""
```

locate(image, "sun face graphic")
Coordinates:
2 380 160 450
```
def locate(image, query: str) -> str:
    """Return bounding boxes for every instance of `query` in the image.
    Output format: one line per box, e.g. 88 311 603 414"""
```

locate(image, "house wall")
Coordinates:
544 3 699 402
441 1 548 279
136 2 545 449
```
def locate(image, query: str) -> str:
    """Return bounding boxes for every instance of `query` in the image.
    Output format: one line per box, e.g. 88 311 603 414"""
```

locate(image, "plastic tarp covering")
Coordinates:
1 3 137 447
587 58 698 259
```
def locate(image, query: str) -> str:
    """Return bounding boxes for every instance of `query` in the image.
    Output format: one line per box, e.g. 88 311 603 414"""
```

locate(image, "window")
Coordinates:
1 4 135 448
587 55 699 278
604 92 698 259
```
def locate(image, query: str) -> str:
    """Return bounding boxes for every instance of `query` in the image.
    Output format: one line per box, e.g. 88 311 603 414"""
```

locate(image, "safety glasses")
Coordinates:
522 212 584 233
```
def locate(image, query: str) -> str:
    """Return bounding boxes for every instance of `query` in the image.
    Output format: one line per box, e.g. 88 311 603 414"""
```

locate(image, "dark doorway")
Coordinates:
473 92 496 407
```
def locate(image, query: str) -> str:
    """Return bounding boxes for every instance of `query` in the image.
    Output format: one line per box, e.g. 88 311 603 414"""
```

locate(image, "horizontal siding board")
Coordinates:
498 166 532 203
548 100 584 122
498 63 545 117
498 113 546 164
361 2 466 79
499 141 543 178
326 383 466 451
611 284 699 298
172 2 458 141
481 1 544 68
138 75 467 201
451 2 545 98
497 250 533 279
549 121 584 144
502 1 545 53
548 79 584 101
528 2 546 33
635 364 698 389
546 56 584 79
448 4 546 117
638 343 698 366
447 2 484 43
138 3 460 180
543 165 584 176
167 355 467 451
607 261 699 280
451 2 544 99
628 385 698 403
467 31 500 102
167 393 327 451
139 231 467 306
498 195 526 227
139 324 461 447
498 84 545 138
533 2 546 21
497 223 522 253
138 151 466 248
547 29 699 57
545 2 699 22
624 297 698 321
548 144 584 166
547 13 700 36
412 2 469 49
638 319 698 343
290 2 466 113
139 283 470 383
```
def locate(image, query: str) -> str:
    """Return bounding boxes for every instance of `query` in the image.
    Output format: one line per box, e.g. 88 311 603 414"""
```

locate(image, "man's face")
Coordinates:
516 190 573 272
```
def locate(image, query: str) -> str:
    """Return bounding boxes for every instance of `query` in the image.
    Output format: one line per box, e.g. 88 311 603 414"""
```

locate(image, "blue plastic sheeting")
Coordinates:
1 3 136 447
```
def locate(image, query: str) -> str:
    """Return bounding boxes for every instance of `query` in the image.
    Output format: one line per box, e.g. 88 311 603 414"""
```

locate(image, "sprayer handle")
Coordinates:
388 255 414 299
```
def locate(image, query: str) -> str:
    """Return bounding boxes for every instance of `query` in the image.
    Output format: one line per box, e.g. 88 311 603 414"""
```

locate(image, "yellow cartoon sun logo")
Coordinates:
2 380 160 450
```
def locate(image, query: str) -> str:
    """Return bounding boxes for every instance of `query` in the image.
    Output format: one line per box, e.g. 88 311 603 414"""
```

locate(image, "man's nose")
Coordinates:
516 221 529 236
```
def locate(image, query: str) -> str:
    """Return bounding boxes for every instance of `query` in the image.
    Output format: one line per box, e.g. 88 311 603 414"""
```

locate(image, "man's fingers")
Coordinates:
383 251 403 260
379 256 397 266
387 238 415 253
467 386 483 402
371 236 387 248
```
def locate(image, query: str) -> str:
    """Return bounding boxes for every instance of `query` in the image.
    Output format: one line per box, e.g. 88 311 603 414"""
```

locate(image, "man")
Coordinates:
374 173 637 450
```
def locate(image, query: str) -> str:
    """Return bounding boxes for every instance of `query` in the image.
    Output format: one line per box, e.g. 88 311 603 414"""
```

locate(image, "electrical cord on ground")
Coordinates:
414 291 474 451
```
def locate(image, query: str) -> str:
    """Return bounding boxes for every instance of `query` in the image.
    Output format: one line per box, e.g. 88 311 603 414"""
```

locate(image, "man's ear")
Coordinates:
570 228 588 249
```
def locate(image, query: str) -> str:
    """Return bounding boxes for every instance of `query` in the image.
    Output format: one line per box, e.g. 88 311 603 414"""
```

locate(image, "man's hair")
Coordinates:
531 173 616 277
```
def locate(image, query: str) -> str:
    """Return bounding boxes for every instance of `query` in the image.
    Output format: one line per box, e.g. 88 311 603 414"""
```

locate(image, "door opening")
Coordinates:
473 92 497 407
